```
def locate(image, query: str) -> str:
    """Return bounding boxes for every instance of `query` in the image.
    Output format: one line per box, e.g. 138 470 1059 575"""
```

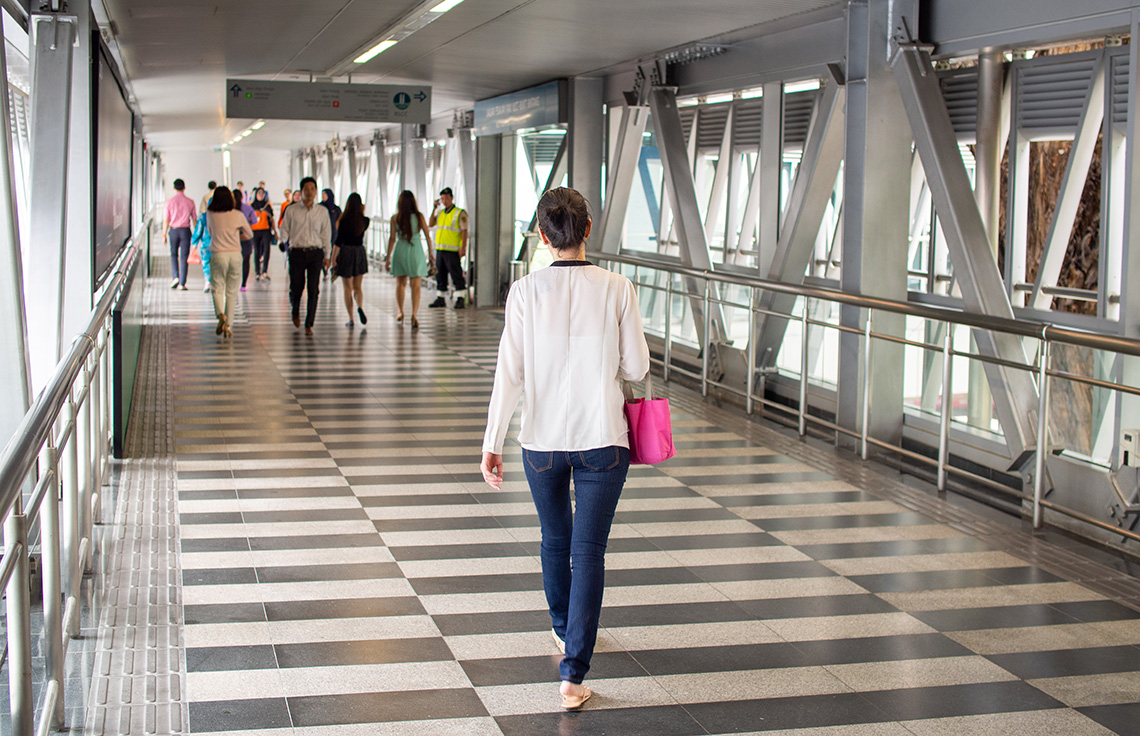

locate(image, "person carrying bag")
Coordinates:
623 373 676 464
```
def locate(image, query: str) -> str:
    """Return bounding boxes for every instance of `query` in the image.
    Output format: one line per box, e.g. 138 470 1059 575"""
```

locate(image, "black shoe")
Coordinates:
454 296 465 309
428 297 446 308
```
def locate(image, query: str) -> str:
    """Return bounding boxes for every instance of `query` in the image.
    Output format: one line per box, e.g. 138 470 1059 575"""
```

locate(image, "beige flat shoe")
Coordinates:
560 685 591 710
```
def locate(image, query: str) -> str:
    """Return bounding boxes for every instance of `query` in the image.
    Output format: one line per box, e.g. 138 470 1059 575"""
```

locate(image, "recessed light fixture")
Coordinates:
354 39 397 64
429 0 464 12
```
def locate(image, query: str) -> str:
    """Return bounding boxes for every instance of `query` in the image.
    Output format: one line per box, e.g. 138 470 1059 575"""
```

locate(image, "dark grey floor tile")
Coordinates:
186 645 277 672
387 541 532 561
233 467 341 479
181 538 251 553
848 567 1044 593
683 471 838 486
648 532 781 550
248 533 382 550
243 508 368 524
1052 599 1140 623
461 651 648 687
180 512 244 525
177 469 234 480
690 560 837 583
349 472 481 485
733 593 899 620
911 603 1082 631
665 454 802 467
360 493 478 507
1077 702 1140 734
685 692 890 733
497 705 707 736
634 642 809 675
257 562 403 584
182 567 258 586
178 489 239 501
183 603 266 625
275 637 453 667
433 609 552 637
859 681 1063 721
794 536 991 560
239 486 355 499
616 507 740 523
411 572 543 596
986 645 1140 679
793 633 973 666
288 688 488 727
373 516 504 532
600 600 758 628
189 697 292 732
717 490 873 506
757 511 935 531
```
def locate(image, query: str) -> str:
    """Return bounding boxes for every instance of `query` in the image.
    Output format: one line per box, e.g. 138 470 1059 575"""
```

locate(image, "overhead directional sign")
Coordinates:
474 80 565 136
225 79 431 124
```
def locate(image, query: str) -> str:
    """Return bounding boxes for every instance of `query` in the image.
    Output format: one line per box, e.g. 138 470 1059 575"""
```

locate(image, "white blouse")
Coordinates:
482 263 651 455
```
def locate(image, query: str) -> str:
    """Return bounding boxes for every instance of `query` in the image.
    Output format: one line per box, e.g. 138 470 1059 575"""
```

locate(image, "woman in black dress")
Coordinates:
331 192 370 327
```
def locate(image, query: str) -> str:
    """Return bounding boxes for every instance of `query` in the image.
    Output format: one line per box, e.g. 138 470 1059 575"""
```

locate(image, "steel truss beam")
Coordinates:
893 43 1040 462
596 105 649 254
752 81 846 369
517 135 567 262
648 86 729 352
1028 54 1106 311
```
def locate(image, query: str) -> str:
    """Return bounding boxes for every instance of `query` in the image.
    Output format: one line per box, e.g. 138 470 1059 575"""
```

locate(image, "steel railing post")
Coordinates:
5 502 33 736
39 443 64 729
746 286 757 415
799 297 810 436
663 277 673 382
861 310 874 459
60 398 81 634
1034 337 1051 529
937 324 954 492
701 278 711 397
76 368 92 571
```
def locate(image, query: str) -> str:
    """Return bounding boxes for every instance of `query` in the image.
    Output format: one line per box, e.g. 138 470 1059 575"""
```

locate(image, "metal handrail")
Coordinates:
0 222 144 736
589 249 1140 357
589 248 1140 545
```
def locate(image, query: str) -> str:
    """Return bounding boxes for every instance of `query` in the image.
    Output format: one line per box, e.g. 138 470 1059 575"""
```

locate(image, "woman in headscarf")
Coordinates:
249 187 276 281
321 188 341 280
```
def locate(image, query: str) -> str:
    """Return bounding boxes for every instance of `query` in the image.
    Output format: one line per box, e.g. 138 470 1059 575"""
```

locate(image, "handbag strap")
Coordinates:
623 373 656 402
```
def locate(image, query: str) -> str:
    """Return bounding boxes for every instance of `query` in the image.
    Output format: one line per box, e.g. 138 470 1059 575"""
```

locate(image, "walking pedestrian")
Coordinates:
163 178 196 290
385 190 433 330
205 186 253 338
234 188 258 290
322 188 341 280
331 193 370 327
480 187 650 711
250 187 275 281
191 197 212 293
279 177 331 335
200 180 216 213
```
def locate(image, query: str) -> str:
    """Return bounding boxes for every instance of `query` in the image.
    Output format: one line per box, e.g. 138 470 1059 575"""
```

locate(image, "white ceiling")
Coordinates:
103 0 845 152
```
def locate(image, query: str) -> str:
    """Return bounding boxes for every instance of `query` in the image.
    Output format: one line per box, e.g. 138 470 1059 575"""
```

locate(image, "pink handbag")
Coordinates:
623 374 676 465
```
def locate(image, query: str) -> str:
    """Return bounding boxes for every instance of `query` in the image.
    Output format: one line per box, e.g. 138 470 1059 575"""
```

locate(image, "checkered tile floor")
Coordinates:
106 259 1140 734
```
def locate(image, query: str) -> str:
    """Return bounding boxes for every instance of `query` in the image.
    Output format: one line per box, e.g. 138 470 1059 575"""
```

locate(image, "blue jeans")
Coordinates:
523 446 630 684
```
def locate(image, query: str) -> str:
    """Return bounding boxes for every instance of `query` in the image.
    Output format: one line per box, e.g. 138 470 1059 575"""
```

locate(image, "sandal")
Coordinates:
560 685 591 710
411 317 419 330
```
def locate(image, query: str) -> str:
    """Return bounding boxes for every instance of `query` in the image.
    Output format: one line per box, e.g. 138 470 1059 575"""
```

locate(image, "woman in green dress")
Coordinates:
385 190 435 329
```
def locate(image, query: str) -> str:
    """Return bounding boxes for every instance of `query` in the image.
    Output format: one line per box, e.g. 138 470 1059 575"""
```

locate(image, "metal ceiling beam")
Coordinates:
648 86 729 350
596 105 648 254
1028 54 1106 311
704 103 734 248
752 81 845 369
893 43 1040 462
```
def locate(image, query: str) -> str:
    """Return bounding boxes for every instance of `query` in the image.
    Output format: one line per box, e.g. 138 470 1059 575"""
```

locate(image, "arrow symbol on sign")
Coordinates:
229 84 242 97
414 91 426 102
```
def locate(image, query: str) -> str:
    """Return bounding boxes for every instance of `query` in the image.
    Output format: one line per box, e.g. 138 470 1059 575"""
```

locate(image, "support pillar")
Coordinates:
474 134 504 307
837 0 910 448
568 77 604 212
25 9 77 393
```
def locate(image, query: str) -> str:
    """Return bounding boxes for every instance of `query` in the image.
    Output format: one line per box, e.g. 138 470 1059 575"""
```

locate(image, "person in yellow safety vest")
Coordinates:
428 186 469 309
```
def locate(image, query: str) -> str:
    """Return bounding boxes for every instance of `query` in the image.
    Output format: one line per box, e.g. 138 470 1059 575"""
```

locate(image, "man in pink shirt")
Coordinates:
163 178 197 289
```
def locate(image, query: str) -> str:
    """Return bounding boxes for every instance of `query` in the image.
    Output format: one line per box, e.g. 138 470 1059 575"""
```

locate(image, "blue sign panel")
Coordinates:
474 81 565 136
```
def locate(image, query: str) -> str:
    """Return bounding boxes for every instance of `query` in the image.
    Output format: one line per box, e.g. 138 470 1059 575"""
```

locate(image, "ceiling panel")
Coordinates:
102 0 844 151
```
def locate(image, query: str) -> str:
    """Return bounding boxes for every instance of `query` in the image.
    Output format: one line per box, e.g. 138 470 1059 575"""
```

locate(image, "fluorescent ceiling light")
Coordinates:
355 39 397 64
429 0 464 12
251 120 265 130
785 79 821 94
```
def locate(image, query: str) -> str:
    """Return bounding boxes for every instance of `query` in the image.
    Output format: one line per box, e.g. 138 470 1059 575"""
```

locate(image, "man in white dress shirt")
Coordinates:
278 177 331 335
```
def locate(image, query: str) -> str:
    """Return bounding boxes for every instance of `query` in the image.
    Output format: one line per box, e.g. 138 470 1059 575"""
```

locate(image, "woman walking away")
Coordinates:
205 186 253 338
250 187 276 281
331 192 370 327
234 188 258 290
385 190 434 330
480 187 650 710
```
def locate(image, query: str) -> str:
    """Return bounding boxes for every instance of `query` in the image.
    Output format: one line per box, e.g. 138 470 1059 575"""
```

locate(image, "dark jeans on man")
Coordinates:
289 247 323 328
240 239 253 287
169 227 191 286
435 249 466 291
522 445 630 685
252 229 272 275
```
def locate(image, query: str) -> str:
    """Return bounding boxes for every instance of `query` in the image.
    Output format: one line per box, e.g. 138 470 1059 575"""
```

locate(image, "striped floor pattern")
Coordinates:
131 261 1140 734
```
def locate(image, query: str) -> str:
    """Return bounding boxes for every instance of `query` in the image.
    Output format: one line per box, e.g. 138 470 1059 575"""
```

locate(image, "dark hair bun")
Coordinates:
536 188 590 251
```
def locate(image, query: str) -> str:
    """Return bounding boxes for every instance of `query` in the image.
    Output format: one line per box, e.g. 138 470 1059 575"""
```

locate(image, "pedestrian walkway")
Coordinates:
91 258 1140 735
